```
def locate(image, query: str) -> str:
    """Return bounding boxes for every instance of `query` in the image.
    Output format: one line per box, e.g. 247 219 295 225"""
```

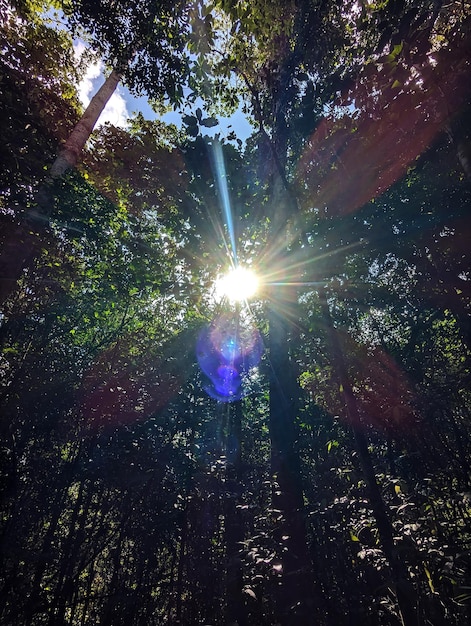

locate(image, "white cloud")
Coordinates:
73 41 129 129
99 86 129 128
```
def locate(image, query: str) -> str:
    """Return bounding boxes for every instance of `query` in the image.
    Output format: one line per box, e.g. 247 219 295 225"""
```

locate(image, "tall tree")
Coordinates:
2 1 471 625
0 0 192 305
199 0 471 622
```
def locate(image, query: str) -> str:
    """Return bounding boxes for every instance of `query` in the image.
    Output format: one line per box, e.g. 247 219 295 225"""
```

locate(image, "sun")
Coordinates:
215 266 259 302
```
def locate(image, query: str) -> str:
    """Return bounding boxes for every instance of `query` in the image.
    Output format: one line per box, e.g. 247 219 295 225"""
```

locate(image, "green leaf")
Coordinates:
424 566 435 594
182 115 197 126
327 440 339 453
200 117 218 128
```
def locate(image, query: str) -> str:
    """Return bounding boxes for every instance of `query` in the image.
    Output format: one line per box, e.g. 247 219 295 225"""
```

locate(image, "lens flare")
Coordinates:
197 313 263 402
213 140 238 264
215 267 259 302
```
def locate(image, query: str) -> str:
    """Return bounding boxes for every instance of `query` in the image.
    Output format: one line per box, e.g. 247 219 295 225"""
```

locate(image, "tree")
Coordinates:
0 2 82 304
2 1 471 624
0 0 193 305
199 0 471 623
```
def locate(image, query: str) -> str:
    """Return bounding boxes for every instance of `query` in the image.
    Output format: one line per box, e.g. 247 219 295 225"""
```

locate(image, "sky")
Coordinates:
74 41 253 141
74 41 133 128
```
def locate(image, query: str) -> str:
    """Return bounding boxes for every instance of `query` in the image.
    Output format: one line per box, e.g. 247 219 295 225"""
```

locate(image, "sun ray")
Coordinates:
256 240 365 288
212 141 238 265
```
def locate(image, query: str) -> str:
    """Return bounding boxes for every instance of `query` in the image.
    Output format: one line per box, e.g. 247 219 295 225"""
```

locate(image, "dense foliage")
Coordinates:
1 1 470 625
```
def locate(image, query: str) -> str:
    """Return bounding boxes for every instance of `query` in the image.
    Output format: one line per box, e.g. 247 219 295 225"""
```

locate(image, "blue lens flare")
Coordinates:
197 313 263 402
212 141 238 265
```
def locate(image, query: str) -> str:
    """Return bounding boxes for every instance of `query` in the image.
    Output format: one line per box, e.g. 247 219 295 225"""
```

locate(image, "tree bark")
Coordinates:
321 291 419 626
268 275 324 624
264 86 324 615
0 70 121 307
446 122 471 181
49 70 121 179
224 400 248 626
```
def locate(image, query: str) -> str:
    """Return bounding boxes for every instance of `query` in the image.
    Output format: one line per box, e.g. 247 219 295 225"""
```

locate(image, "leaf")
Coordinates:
243 587 257 600
455 586 471 604
200 117 218 128
424 566 435 594
350 531 360 542
327 440 339 453
2 347 18 354
182 115 197 126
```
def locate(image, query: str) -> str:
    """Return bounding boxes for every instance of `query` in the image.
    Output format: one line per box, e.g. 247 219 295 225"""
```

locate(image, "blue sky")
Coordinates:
129 89 254 143
74 41 253 142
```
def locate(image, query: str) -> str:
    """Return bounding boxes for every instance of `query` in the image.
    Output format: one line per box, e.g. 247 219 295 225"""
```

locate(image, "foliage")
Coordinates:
59 0 192 103
0 4 81 212
1 1 471 625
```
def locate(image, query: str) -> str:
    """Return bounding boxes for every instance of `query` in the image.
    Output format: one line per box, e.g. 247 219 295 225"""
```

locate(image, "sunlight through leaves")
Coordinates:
215 266 259 303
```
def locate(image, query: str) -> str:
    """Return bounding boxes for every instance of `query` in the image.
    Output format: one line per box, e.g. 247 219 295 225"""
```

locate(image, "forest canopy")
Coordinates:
1 1 471 625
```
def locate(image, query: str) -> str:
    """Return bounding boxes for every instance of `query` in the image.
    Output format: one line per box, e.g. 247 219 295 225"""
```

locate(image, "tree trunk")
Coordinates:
48 478 87 626
224 400 248 626
261 90 325 614
0 70 121 307
321 291 419 626
48 70 121 179
446 121 471 181
175 495 188 624
268 282 323 625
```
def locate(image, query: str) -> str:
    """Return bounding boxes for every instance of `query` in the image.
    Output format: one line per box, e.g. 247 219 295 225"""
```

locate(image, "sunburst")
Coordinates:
215 266 259 303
